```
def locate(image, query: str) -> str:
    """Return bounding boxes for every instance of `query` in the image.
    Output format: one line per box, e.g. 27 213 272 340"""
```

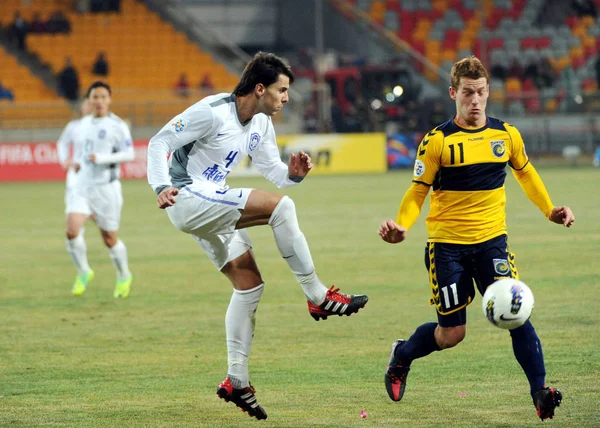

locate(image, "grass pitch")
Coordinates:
0 167 598 427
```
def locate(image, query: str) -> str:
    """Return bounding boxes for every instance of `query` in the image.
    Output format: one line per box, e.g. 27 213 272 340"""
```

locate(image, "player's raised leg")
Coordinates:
237 190 368 321
66 212 94 295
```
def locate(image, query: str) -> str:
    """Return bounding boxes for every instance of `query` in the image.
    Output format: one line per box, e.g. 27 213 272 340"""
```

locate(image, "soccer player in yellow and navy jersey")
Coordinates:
378 56 575 421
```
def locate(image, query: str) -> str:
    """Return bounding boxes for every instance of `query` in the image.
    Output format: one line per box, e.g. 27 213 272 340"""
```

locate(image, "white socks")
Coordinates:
269 196 327 305
226 284 264 388
108 239 131 280
66 233 91 275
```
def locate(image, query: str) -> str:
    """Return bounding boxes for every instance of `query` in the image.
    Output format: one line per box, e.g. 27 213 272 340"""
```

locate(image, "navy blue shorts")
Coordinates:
424 234 518 327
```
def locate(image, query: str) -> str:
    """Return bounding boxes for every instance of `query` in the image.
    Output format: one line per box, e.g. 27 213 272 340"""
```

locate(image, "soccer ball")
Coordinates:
481 278 534 330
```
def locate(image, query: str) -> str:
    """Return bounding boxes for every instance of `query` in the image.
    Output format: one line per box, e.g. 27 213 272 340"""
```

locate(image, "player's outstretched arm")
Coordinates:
548 206 575 227
378 219 407 244
156 187 179 209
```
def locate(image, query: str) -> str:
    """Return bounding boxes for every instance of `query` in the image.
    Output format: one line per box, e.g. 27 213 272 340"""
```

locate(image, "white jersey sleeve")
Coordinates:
147 102 217 194
94 121 135 165
250 120 299 188
56 120 79 166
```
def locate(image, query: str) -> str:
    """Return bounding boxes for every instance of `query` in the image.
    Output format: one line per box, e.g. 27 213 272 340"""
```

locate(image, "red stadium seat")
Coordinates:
536 37 551 49
487 38 505 50
520 37 537 50
566 16 579 28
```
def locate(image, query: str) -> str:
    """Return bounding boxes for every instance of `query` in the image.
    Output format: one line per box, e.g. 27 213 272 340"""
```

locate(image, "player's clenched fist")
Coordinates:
157 187 179 209
378 219 407 244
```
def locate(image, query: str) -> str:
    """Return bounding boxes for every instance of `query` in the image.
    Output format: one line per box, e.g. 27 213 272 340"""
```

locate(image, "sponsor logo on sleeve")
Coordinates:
414 159 425 177
170 118 186 133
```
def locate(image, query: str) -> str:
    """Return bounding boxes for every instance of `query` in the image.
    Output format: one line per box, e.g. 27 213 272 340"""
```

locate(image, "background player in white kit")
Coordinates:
57 97 92 206
66 81 135 298
147 52 368 420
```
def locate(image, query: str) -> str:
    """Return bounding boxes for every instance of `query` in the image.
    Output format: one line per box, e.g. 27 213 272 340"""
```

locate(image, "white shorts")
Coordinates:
66 181 123 231
166 185 254 270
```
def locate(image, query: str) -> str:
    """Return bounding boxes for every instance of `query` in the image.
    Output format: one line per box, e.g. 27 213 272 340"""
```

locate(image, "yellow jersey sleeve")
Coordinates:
395 182 429 230
412 129 443 185
506 123 529 171
512 163 554 218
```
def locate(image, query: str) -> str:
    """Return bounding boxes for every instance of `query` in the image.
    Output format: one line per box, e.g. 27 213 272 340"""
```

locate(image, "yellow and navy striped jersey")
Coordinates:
412 116 529 244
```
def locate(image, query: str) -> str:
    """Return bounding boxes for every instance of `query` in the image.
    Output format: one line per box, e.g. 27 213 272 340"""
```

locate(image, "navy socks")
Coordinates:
394 322 441 365
510 320 546 398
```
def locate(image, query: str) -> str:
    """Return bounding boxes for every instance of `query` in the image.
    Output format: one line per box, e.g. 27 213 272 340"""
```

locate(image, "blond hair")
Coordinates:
450 56 490 90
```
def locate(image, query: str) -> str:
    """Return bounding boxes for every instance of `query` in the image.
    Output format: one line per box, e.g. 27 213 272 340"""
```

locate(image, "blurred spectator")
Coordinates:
47 11 71 34
524 60 540 82
344 78 359 103
297 48 314 70
507 59 524 81
595 56 600 88
351 96 371 132
76 0 91 13
174 73 190 97
491 62 508 81
0 81 15 101
339 105 364 133
91 0 121 12
30 12 47 34
303 101 319 134
330 99 344 133
8 12 27 50
199 73 214 91
537 58 556 89
572 0 597 18
400 100 423 132
428 101 447 129
92 52 109 76
58 57 80 102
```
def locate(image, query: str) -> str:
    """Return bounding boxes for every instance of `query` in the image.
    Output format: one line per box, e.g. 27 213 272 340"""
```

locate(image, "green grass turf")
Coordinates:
0 167 598 427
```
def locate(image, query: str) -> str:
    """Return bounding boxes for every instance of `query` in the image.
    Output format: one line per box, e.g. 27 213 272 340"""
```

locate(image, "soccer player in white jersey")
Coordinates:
65 81 135 298
147 52 369 420
57 97 92 206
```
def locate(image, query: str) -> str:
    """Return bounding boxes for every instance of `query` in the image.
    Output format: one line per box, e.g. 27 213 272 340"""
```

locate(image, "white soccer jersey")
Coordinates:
57 118 85 189
74 112 135 188
147 93 299 195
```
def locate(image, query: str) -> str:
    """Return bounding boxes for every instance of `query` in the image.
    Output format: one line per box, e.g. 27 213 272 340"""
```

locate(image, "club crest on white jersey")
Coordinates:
249 132 261 151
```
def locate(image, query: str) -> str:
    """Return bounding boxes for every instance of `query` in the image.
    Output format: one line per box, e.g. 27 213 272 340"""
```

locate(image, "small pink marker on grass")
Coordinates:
360 410 368 418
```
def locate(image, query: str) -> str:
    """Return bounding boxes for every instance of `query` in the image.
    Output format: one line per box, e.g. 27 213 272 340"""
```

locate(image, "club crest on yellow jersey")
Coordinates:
493 258 510 275
491 140 506 158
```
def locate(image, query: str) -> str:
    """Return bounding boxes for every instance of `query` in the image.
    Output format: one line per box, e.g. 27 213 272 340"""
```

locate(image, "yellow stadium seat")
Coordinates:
505 78 522 93
544 98 558 112
433 0 449 14
491 88 505 104
441 49 457 62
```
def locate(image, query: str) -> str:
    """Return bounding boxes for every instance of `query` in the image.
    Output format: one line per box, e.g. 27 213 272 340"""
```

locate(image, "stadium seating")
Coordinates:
342 0 600 113
0 0 240 127
0 46 60 103
24 0 238 93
